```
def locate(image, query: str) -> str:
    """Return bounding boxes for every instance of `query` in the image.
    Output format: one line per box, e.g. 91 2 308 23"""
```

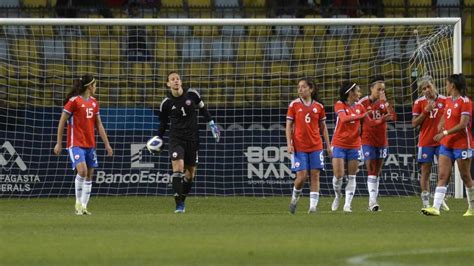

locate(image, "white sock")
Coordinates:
333 176 342 197
291 186 302 203
421 191 430 208
367 175 378 203
81 180 92 208
309 192 319 209
433 186 447 210
75 175 84 204
466 186 474 209
344 175 356 207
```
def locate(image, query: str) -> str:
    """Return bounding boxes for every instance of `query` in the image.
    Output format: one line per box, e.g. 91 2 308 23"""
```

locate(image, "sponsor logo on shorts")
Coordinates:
365 152 370 157
295 162 300 167
74 154 80 160
422 153 428 159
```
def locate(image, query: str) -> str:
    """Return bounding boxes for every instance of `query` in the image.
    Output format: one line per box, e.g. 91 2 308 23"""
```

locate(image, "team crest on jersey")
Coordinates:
355 109 360 114
346 109 349 112
185 100 191 106
313 108 317 113
81 104 85 107
454 103 459 108
298 108 303 112
92 102 96 108
422 153 428 159
379 104 385 109
74 154 80 160
437 103 443 108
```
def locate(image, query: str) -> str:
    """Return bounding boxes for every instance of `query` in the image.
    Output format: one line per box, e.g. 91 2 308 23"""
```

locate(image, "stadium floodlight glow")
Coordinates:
0 17 463 198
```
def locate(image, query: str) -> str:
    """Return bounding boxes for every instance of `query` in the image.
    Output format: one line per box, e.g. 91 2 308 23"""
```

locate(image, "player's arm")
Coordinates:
385 102 398 122
96 114 113 156
156 99 170 139
337 109 366 123
412 101 434 127
189 89 220 142
319 119 332 157
285 119 294 154
53 111 70 155
434 114 470 142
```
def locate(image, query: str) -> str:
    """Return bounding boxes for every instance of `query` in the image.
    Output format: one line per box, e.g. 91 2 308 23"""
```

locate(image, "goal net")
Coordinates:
0 18 461 198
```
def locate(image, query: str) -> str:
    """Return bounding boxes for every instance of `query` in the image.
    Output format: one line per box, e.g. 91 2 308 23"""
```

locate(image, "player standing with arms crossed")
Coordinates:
54 74 113 215
287 78 331 214
412 76 449 210
422 74 474 216
358 76 397 211
156 71 220 213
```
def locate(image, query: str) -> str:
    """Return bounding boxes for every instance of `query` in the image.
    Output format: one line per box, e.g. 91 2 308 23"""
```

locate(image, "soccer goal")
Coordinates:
0 17 463 198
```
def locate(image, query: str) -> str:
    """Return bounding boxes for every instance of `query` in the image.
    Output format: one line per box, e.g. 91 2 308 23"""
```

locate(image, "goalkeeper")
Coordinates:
154 71 220 213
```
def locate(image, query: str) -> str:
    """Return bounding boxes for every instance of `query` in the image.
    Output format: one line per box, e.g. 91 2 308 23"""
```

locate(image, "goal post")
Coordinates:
0 17 463 198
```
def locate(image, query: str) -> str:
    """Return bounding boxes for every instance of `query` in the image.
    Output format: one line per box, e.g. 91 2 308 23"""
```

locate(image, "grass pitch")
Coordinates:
1 196 473 265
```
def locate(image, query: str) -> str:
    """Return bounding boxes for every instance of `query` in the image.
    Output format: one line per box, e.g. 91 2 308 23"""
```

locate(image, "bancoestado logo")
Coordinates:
0 141 40 192
95 144 170 184
245 146 295 185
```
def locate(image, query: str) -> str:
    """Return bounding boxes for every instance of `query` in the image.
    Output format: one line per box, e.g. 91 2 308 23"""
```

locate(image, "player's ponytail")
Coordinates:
64 74 95 105
447 73 467 96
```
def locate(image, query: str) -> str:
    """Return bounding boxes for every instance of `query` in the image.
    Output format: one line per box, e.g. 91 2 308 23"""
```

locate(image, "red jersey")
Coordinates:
63 96 99 148
358 96 394 147
286 98 326 152
441 96 473 149
332 100 366 149
412 95 447 147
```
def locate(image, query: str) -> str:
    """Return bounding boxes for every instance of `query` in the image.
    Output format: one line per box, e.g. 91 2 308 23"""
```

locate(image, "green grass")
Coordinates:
1 196 473 265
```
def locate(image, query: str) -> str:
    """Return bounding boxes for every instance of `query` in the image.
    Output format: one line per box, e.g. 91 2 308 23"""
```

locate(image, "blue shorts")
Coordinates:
439 145 473 160
332 146 361 161
362 145 388 161
291 150 324 172
68 147 98 170
417 146 439 163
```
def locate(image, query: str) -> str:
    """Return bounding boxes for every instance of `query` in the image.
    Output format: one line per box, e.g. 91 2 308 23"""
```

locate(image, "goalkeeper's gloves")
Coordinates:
209 120 221 143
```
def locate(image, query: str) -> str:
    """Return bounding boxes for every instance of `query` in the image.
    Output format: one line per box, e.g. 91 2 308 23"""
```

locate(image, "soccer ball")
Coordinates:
146 136 163 153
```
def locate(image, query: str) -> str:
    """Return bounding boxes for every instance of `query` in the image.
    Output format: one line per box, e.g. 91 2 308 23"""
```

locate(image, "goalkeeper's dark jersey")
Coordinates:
157 88 211 142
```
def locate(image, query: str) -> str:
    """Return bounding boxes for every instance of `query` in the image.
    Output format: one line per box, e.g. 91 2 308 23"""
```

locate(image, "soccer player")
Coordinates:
287 78 331 214
412 76 450 210
53 74 113 215
157 71 220 213
331 81 376 212
358 76 397 211
422 74 474 217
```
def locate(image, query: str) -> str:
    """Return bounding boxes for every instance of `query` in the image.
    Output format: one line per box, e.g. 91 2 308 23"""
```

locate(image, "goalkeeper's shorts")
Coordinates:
169 139 199 166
